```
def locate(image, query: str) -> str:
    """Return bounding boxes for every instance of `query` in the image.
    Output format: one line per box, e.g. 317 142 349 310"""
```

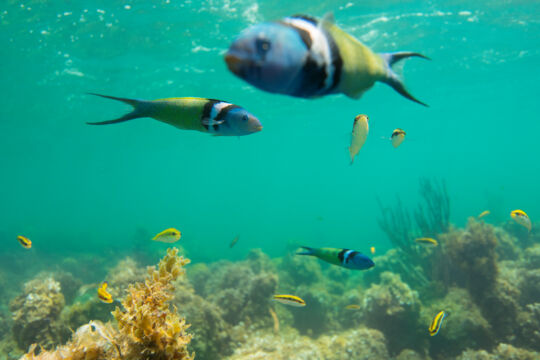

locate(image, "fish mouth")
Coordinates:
254 125 263 132
225 53 243 75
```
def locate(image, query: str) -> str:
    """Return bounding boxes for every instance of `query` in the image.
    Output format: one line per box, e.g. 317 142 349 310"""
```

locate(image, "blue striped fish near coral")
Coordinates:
297 246 374 270
225 14 429 106
87 93 263 136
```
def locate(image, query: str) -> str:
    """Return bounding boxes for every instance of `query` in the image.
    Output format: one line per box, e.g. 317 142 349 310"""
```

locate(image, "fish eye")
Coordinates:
256 38 271 55
242 114 248 122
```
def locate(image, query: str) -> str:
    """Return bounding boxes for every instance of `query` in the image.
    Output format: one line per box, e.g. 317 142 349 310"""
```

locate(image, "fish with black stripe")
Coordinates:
86 93 262 136
297 246 374 270
225 14 429 106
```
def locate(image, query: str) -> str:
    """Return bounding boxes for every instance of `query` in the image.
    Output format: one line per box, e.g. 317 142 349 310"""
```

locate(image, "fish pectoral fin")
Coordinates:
344 90 364 100
202 118 225 126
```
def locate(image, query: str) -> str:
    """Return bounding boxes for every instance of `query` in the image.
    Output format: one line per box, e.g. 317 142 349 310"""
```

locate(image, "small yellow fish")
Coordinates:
17 235 32 249
345 304 361 310
272 294 306 307
429 310 447 336
349 114 369 164
229 235 240 248
415 237 438 247
97 282 113 304
390 128 406 148
152 228 181 243
370 246 376 255
477 210 490 219
510 209 531 232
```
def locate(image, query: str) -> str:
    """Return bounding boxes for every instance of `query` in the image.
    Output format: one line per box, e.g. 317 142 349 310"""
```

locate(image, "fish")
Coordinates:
429 310 447 336
477 210 490 219
349 114 369 164
370 246 376 255
297 246 374 270
345 304 361 310
391 129 406 148
510 209 531 232
229 235 240 248
152 228 182 243
87 93 262 136
415 237 438 247
17 235 32 249
225 14 429 105
97 282 113 304
272 294 306 307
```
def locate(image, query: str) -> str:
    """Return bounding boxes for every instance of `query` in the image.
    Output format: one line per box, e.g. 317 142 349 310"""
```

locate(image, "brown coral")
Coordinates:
113 247 193 359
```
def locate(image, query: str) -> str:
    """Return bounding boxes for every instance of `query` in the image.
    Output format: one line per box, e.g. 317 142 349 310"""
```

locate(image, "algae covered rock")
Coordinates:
457 342 539 360
422 287 492 358
10 276 65 350
516 303 540 351
360 271 422 355
225 327 389 360
444 218 498 301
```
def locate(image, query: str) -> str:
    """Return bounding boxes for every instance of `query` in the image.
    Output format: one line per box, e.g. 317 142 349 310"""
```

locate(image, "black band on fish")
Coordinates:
201 99 221 130
337 249 349 263
344 250 357 264
279 21 312 50
324 30 343 93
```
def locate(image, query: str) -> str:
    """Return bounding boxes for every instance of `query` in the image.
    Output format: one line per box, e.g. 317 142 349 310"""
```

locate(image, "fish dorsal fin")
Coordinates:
321 12 335 25
291 14 318 24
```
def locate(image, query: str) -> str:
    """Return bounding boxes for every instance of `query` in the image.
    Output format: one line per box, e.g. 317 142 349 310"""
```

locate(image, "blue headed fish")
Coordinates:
87 93 262 136
297 246 374 270
429 310 447 336
97 282 113 304
225 14 429 105
511 209 531 232
17 235 32 249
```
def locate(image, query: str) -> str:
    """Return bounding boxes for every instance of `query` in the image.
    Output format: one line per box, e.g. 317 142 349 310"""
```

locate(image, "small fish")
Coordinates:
297 246 374 270
17 235 32 249
370 246 376 255
510 209 531 232
97 282 113 304
349 114 369 164
477 210 490 219
225 14 429 105
429 310 447 336
415 237 438 247
345 304 361 310
229 235 240 248
391 129 406 148
87 93 262 136
273 294 306 307
152 228 181 243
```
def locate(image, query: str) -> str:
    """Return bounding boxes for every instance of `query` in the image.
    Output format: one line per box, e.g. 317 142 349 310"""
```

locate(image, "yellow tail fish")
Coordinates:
152 228 181 243
510 209 531 232
17 235 32 249
272 294 306 307
97 282 113 304
87 93 262 136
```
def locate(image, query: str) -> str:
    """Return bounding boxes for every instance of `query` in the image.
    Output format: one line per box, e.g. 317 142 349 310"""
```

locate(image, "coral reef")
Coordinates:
359 272 423 355
516 303 540 351
225 327 389 360
19 248 194 360
444 218 498 301
421 287 492 358
10 276 65 350
456 343 539 360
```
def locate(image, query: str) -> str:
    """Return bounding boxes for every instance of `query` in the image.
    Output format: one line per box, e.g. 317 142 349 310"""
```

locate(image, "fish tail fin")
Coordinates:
86 93 150 125
379 52 430 107
296 246 315 256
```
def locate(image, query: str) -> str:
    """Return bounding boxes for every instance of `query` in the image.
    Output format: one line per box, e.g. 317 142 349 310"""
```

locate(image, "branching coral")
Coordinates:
113 247 193 359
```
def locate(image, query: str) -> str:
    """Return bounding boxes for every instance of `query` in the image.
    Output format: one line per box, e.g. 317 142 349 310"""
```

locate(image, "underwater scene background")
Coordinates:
1 0 539 359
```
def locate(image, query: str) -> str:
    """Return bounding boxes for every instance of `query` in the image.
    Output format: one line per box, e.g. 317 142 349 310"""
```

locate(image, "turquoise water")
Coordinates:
1 0 539 358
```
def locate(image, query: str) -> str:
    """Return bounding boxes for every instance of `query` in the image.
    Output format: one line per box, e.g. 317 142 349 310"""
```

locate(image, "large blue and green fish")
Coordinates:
225 14 429 106
87 94 263 136
297 246 374 270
